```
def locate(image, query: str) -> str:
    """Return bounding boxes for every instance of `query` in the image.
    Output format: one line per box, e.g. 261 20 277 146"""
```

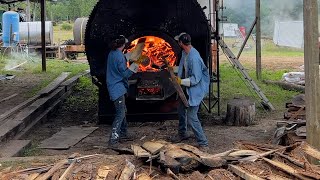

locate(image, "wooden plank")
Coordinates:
64 45 85 52
58 161 75 180
131 145 151 158
35 159 68 180
38 72 70 96
142 141 165 155
256 0 261 80
0 93 18 103
300 142 320 160
262 158 311 180
119 160 135 180
228 164 264 180
39 126 98 150
304 0 320 156
167 66 189 107
0 140 31 158
96 166 111 180
0 95 40 123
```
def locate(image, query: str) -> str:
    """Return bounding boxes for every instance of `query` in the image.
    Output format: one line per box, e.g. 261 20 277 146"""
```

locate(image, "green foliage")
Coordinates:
217 63 300 114
61 23 73 30
64 76 98 112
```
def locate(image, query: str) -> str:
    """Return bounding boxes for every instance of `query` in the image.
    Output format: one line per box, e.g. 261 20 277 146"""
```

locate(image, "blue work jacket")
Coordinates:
106 49 134 101
177 47 210 106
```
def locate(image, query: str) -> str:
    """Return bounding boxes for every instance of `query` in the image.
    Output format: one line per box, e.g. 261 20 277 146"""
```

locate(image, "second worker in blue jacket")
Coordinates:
106 35 141 147
172 32 210 152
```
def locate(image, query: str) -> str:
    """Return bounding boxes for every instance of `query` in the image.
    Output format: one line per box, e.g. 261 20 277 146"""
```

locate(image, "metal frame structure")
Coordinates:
201 0 220 115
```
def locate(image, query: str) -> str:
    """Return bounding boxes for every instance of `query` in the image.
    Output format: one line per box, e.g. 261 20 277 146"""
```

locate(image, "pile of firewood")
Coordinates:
1 140 320 180
274 94 306 145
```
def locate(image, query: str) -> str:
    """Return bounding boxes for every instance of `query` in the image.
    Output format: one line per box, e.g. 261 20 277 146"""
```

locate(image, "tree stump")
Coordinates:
225 98 256 126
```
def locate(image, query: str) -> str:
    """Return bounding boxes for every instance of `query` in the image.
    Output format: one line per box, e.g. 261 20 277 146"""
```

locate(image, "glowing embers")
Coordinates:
136 79 164 100
126 36 177 72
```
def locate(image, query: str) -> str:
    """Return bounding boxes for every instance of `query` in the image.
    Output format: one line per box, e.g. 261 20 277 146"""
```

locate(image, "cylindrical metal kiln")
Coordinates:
73 17 88 45
19 21 53 45
85 0 211 123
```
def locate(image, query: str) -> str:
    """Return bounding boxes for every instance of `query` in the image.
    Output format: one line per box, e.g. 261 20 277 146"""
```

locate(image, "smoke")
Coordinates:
2 48 40 71
223 0 303 37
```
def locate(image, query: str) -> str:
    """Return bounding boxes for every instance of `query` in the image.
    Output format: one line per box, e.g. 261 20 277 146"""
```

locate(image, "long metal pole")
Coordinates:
208 0 212 113
304 0 320 153
215 0 220 116
41 0 46 72
256 0 261 80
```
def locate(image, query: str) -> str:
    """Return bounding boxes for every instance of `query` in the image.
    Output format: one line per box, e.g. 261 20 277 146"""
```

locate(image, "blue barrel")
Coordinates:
2 11 20 47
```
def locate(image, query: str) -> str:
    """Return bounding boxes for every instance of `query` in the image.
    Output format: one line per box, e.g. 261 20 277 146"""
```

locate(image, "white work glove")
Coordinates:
129 62 139 73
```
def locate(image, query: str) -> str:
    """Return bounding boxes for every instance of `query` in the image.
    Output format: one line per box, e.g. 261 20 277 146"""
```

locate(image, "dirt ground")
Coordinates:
0 73 44 115
2 56 305 157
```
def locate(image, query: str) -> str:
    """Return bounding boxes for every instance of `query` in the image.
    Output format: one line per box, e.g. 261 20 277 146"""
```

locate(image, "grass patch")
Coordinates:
63 76 98 112
0 57 89 97
24 60 89 97
53 23 73 44
216 63 300 114
21 141 43 157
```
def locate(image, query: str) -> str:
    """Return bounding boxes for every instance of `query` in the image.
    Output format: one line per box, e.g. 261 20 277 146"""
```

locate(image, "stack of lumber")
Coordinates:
274 94 306 145
1 140 320 180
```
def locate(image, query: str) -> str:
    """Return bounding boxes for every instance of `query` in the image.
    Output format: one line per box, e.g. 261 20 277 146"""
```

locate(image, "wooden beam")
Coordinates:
40 0 46 72
304 0 320 153
255 0 262 80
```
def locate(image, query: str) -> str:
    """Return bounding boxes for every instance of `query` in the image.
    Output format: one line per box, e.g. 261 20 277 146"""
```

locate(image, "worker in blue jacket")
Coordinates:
106 35 141 147
172 32 210 152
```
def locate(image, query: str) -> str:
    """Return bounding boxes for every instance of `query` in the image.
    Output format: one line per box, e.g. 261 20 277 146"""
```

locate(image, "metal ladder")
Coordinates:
218 39 275 110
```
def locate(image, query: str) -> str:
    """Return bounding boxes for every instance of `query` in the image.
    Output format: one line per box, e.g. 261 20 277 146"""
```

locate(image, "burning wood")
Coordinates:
126 36 177 72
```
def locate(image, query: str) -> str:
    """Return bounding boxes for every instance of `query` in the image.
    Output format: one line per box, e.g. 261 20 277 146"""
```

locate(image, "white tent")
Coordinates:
220 23 239 37
273 21 304 49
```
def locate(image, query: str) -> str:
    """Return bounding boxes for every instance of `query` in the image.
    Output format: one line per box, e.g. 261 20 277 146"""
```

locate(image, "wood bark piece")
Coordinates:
300 142 320 160
27 173 40 180
262 158 312 180
142 141 165 155
136 173 152 180
35 159 68 180
178 144 226 167
207 169 237 180
58 161 75 180
131 145 151 158
275 152 305 168
96 166 111 180
225 98 255 126
167 168 180 180
119 160 135 180
239 146 289 162
228 164 264 180
228 150 259 157
263 80 305 92
158 151 181 173
167 66 189 107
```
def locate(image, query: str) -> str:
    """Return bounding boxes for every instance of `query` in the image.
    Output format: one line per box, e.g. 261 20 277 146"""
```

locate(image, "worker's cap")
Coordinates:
114 35 128 45
174 32 191 45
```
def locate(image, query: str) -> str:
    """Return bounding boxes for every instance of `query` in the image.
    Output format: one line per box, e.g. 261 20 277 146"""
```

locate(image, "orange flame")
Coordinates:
126 36 177 72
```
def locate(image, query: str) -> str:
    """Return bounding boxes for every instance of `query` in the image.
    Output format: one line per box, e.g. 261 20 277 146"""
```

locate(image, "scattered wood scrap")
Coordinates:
1 141 320 180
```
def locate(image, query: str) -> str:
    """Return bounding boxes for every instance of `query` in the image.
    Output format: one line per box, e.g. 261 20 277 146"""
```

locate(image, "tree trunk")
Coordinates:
225 98 256 126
